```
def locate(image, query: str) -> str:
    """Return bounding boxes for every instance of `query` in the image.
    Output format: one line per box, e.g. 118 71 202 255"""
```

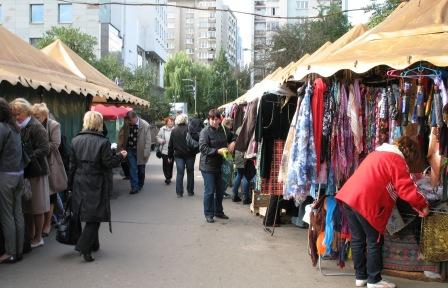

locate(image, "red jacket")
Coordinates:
336 144 428 234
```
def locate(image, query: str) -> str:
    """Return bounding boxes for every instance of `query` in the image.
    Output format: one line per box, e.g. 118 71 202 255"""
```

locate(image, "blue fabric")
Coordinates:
323 196 336 255
325 165 336 196
175 157 195 195
232 168 250 199
284 82 316 203
201 171 224 217
127 149 145 190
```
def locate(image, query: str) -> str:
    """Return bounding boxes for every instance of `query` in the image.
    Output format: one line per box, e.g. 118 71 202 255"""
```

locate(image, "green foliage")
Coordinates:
367 0 402 28
236 66 251 97
208 49 238 109
94 55 170 121
268 4 350 69
36 26 97 64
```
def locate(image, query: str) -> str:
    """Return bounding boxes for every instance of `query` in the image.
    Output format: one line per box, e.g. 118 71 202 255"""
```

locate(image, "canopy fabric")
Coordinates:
91 104 132 120
282 54 310 82
299 0 448 79
293 24 368 80
41 40 149 107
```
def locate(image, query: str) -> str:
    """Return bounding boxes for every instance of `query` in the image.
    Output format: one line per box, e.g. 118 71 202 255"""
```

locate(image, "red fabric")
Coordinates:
91 104 132 120
335 151 428 234
312 78 326 174
261 140 284 195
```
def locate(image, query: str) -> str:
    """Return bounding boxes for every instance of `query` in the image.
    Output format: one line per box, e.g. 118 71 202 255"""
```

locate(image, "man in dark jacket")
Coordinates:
168 114 196 197
69 111 126 262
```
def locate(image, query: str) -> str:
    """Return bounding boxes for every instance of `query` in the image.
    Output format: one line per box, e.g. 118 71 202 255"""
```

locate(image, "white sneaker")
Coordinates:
367 280 396 288
355 279 368 287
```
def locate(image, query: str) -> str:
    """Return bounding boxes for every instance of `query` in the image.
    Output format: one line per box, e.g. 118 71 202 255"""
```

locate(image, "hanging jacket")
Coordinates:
335 143 428 234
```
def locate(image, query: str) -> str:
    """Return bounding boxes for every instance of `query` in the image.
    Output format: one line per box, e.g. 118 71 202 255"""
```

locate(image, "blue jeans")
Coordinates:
127 149 146 191
232 168 250 200
201 171 224 218
174 157 195 195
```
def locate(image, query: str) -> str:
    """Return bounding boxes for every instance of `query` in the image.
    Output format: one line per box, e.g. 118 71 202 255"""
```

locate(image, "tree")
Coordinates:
95 55 171 121
36 26 97 64
267 4 350 69
367 0 402 28
236 66 251 97
208 49 238 108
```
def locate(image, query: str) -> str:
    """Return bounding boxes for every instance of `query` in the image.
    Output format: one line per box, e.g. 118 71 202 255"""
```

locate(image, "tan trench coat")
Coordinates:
47 118 67 194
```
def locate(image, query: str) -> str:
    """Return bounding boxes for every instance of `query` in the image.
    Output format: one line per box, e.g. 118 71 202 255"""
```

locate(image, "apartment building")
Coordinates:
252 0 344 83
167 0 239 67
0 0 168 88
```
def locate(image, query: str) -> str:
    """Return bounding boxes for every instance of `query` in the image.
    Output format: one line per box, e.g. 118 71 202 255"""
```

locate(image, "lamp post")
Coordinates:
182 77 197 115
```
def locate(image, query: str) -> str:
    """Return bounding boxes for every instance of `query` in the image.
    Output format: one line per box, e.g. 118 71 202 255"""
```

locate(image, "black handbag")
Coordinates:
56 192 81 245
156 146 163 159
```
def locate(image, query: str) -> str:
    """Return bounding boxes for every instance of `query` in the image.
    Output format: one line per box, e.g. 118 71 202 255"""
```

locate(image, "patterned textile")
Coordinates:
284 82 316 202
312 78 326 174
349 80 363 155
127 125 138 150
255 140 263 191
260 140 285 195
383 232 439 273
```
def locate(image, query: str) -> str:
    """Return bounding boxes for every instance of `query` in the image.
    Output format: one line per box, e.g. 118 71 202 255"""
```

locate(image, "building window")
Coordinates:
29 37 42 47
186 48 194 54
58 4 72 23
296 1 309 9
30 4 44 23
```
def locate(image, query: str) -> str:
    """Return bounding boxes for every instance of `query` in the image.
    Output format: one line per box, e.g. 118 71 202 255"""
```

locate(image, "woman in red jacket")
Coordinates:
336 136 429 288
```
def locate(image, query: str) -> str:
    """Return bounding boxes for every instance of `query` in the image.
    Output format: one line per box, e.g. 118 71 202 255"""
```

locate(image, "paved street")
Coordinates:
1 156 444 288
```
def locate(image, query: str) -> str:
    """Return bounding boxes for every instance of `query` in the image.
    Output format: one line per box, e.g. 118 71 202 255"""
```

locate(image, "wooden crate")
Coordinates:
250 192 270 215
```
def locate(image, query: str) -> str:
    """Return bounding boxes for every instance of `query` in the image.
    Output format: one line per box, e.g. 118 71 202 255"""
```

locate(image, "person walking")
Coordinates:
68 111 127 262
336 137 429 288
199 109 234 223
31 103 67 237
156 117 174 185
118 111 151 194
168 114 196 197
10 98 50 250
232 126 251 204
0 98 24 264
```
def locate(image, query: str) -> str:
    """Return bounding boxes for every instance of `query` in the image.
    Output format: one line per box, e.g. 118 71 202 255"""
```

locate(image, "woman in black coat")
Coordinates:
68 111 127 262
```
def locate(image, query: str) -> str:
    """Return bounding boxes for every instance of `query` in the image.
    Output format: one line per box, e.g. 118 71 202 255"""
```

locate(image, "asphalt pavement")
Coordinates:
0 155 444 288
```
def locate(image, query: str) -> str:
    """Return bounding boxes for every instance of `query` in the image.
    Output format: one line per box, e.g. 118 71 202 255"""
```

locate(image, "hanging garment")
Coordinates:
312 78 327 174
433 85 445 128
235 99 259 152
348 80 363 155
261 140 285 195
255 93 297 178
278 98 301 183
323 197 336 256
433 77 448 114
232 104 246 133
379 88 389 119
284 82 316 202
309 196 326 267
321 83 335 164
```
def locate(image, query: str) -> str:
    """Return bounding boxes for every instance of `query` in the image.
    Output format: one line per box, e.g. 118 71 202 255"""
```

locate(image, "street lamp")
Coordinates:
182 77 197 115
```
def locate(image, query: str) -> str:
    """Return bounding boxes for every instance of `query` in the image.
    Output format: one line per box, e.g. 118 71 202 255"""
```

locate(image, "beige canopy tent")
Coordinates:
292 24 368 80
41 40 149 107
299 0 448 78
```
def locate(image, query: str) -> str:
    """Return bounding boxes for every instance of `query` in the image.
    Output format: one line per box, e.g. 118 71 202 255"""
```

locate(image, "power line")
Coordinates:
59 0 372 20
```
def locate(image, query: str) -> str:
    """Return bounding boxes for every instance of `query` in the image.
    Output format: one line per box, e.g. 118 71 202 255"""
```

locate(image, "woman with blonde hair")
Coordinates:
10 98 50 250
68 111 127 262
31 103 67 237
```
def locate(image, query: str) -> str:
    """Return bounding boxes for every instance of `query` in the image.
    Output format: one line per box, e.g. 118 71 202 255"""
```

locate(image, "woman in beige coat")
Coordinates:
31 103 67 237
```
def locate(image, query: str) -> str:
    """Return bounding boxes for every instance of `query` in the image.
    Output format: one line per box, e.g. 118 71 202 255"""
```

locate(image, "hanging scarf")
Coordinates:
284 82 316 203
323 197 336 256
348 80 363 155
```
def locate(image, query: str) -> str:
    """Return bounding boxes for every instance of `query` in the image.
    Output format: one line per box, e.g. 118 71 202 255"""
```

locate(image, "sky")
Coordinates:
222 0 383 66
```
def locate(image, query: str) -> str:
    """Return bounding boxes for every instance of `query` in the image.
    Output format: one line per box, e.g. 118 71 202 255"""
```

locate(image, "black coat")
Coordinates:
68 131 123 223
0 123 23 172
20 117 50 178
168 124 195 158
199 125 233 173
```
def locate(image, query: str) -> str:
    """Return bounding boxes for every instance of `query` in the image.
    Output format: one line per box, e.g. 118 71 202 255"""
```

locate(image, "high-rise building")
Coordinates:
252 0 343 84
0 0 168 88
166 0 238 67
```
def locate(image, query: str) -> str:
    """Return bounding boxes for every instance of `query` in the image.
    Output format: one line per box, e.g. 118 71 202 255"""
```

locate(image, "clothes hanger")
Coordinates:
400 62 442 79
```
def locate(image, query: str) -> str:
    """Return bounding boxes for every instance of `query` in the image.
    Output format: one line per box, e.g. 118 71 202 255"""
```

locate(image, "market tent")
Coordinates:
302 0 448 78
0 25 94 96
289 41 332 80
281 53 310 82
293 24 368 80
41 40 149 107
91 104 132 120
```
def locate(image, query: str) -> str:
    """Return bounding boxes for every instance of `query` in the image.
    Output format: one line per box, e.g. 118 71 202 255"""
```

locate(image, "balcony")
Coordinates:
208 17 216 23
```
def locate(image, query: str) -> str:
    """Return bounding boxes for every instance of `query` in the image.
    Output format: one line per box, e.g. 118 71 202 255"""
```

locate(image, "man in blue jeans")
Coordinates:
118 111 152 194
